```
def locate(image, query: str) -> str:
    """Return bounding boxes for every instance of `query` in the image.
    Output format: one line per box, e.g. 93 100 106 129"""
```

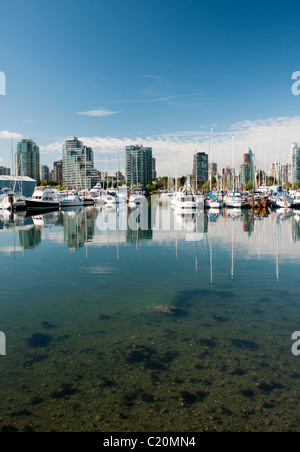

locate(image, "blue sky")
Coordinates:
1 0 300 175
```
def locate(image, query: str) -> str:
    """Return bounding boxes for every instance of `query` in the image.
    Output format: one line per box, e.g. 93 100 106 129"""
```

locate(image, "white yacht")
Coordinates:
270 195 293 209
25 187 60 211
224 193 246 208
0 188 27 211
90 183 102 196
104 190 121 206
292 193 300 208
59 192 84 208
129 192 145 206
171 188 198 212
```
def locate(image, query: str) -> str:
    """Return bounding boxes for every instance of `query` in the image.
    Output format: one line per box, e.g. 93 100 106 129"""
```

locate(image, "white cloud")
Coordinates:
0 130 23 139
39 116 300 177
76 109 121 117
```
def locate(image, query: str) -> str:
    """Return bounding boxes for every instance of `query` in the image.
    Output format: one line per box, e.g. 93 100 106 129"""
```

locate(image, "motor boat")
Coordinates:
0 188 27 211
129 192 145 206
59 192 84 208
25 188 60 211
270 195 293 209
103 190 121 206
171 188 198 212
90 183 102 197
292 193 300 209
224 193 246 208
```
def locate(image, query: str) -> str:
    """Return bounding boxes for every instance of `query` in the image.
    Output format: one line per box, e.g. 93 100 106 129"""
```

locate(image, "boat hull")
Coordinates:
25 200 60 211
59 201 84 207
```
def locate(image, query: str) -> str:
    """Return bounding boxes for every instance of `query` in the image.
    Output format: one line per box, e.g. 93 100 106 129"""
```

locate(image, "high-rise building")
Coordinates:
288 143 300 185
100 172 108 181
208 162 218 178
125 145 153 187
40 164 50 181
115 171 124 182
240 148 255 186
16 139 40 182
269 162 282 184
152 158 157 180
222 167 235 188
282 162 289 185
0 166 11 176
53 160 63 185
62 136 99 189
192 152 208 188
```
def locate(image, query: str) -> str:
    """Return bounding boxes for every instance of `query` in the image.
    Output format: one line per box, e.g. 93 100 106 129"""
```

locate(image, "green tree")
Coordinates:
161 177 168 189
179 176 186 187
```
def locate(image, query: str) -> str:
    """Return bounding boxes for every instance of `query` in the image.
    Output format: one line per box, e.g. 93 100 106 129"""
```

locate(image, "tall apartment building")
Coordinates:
125 145 153 187
222 167 235 188
0 166 11 176
192 152 208 188
269 162 283 185
240 148 255 186
40 164 50 181
288 143 300 185
208 162 218 178
16 138 40 182
62 136 99 189
152 158 157 180
53 160 63 185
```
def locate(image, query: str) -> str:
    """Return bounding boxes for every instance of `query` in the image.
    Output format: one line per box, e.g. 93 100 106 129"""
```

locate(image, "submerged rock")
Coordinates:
27 333 52 349
154 306 187 317
231 339 259 351
125 345 153 363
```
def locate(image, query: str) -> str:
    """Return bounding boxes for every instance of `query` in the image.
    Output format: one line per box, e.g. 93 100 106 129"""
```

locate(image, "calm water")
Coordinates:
0 198 300 432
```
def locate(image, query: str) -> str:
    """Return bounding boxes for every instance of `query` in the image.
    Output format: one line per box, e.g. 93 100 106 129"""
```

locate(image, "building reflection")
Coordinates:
61 207 98 251
126 203 153 244
18 223 42 250
292 213 300 242
242 211 255 236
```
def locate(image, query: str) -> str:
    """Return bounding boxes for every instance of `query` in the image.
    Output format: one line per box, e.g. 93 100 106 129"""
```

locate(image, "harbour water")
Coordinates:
0 198 300 432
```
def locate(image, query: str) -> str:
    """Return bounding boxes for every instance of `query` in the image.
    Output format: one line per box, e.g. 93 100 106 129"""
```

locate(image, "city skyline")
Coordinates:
1 1 300 175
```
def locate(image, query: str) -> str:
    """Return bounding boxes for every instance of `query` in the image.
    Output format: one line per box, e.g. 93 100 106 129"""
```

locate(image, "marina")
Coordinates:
0 199 300 432
2 0 300 435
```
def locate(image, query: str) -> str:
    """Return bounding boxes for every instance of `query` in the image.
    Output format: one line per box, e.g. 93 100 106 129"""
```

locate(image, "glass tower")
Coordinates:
240 148 255 186
193 152 209 188
16 139 40 182
125 145 153 187
62 137 99 189
289 143 300 185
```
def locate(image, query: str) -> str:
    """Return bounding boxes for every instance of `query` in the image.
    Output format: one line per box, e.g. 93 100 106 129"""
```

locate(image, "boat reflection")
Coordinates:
0 200 299 269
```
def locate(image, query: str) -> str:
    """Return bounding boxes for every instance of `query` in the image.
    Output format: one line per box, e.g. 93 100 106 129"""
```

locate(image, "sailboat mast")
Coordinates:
209 128 213 192
278 132 281 188
231 136 235 192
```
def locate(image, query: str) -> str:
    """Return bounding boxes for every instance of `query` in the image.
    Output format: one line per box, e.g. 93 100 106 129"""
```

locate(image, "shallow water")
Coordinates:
0 199 300 432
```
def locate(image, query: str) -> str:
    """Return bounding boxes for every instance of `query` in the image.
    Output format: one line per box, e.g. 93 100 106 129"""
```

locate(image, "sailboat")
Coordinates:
206 128 223 210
